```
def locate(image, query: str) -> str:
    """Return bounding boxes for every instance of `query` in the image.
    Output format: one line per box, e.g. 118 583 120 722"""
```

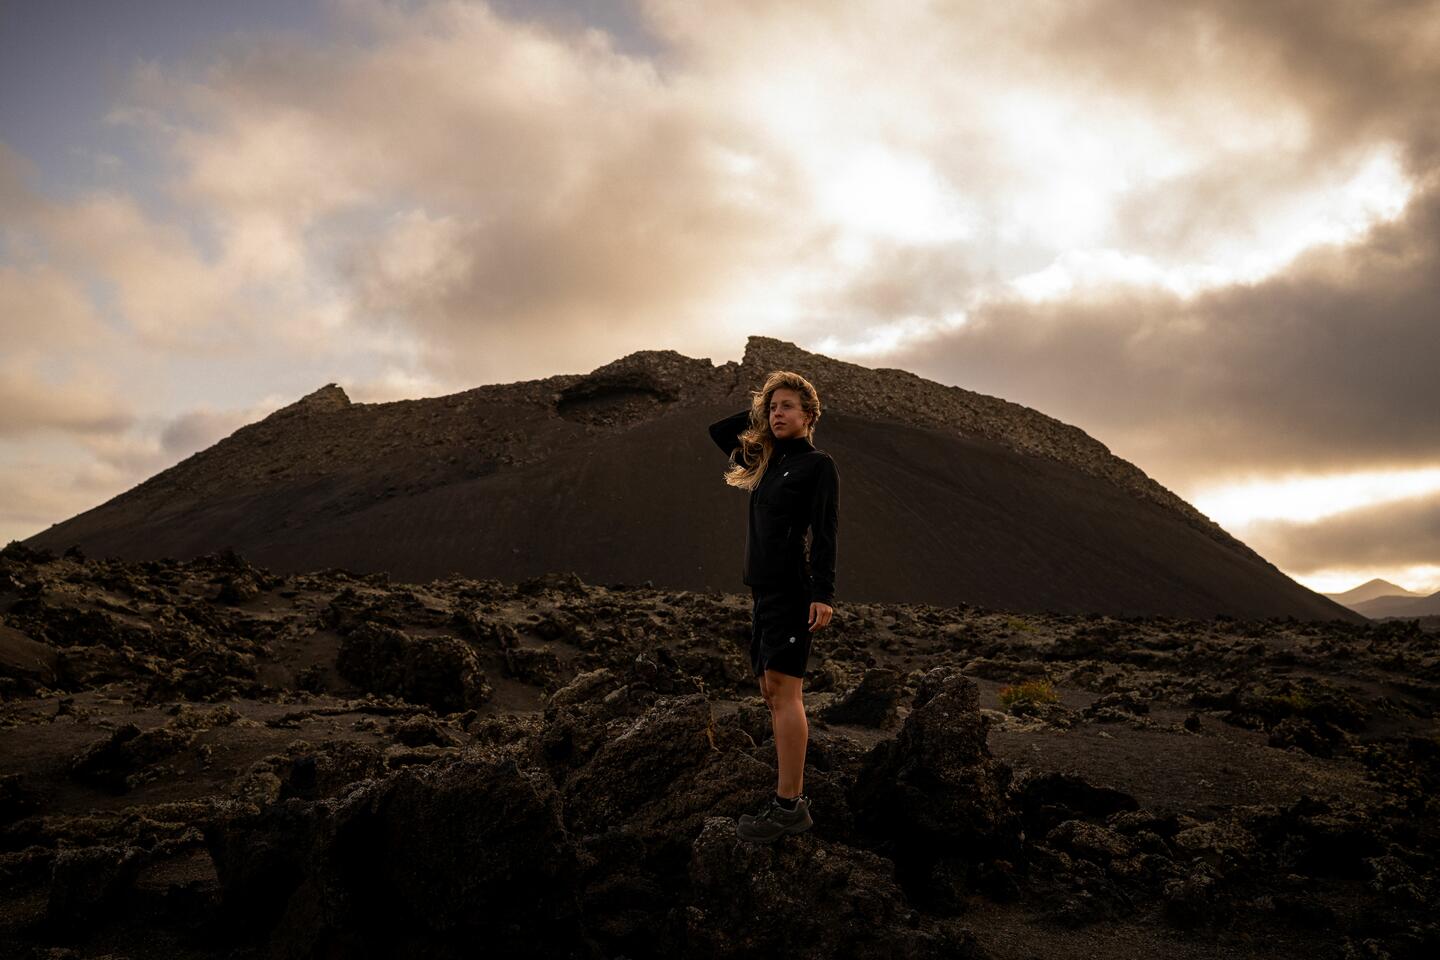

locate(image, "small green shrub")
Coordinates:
1267 691 1315 714
998 679 1058 710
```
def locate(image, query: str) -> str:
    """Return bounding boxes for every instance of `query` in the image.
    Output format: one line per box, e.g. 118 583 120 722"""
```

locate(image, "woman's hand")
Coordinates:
808 601 833 632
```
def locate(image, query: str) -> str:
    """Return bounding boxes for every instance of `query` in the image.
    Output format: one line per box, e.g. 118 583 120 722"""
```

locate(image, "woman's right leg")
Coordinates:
764 669 807 798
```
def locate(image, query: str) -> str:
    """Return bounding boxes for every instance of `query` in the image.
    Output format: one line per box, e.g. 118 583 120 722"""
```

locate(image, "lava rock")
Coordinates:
0 624 59 693
1163 861 1224 928
336 620 491 713
850 668 1022 906
69 723 194 794
1083 690 1151 723
687 817 987 959
560 693 722 835
1046 819 1135 863
44 843 147 934
206 742 593 959
1267 716 1339 757
1013 770 1139 838
818 667 902 728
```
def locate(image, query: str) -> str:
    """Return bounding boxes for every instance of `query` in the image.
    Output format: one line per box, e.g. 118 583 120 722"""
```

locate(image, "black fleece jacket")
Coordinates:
707 409 839 605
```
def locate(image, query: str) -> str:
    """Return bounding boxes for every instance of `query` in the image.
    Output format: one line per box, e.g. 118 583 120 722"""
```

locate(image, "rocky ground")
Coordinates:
0 541 1436 960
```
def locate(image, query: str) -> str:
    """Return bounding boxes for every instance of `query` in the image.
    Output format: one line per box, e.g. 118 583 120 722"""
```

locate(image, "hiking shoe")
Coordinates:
737 794 813 842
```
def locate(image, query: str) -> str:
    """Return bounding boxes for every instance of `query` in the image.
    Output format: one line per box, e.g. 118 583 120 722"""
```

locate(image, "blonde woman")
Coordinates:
707 370 839 842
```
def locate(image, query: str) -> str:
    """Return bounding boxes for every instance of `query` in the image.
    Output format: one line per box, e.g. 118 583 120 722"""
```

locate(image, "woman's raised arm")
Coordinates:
707 409 750 458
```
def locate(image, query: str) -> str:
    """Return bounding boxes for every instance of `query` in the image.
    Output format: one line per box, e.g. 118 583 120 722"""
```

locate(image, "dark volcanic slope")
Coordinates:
24 337 1360 622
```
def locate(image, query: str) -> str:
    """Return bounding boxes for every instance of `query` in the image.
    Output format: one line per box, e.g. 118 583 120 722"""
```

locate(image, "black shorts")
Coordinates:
750 582 813 679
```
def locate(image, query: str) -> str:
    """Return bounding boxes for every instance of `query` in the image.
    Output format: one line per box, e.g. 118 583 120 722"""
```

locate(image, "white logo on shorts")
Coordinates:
788 636 795 642
783 471 789 476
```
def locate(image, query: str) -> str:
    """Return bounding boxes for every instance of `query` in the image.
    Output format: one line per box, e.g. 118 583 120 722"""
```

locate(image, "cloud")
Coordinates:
1046 0 1440 174
137 0 814 380
883 174 1440 485
1243 488 1440 574
0 140 372 362
0 451 123 544
0 154 230 350
15 0 1435 382
0 262 107 348
0 363 133 439
0 255 135 439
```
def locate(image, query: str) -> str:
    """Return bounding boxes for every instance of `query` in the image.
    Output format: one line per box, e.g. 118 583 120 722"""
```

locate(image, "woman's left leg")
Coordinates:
764 668 807 798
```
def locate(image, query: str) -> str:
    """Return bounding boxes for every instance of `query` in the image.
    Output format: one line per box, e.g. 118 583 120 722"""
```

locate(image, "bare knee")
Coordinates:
764 670 804 709
758 675 774 712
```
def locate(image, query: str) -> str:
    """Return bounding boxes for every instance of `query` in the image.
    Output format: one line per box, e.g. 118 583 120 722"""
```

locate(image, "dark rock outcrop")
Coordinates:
335 621 491 713
850 668 1023 909
819 667 902 728
205 742 594 960
687 818 988 959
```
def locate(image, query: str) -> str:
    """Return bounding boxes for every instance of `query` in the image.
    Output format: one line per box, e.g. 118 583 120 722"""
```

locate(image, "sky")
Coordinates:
2 0 1438 596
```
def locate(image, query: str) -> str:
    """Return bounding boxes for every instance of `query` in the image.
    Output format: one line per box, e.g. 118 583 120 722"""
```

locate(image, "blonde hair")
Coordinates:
722 370 823 491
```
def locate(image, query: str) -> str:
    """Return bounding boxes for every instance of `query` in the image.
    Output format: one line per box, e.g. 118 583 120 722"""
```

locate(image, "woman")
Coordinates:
707 370 839 842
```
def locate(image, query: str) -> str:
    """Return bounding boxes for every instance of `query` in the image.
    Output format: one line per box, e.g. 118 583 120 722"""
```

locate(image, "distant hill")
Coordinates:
24 336 1363 621
1325 578 1420 606
1352 591 1440 619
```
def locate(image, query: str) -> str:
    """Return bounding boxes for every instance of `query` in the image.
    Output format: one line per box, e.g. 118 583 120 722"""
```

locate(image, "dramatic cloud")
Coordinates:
0 252 134 439
0 452 122 542
883 177 1440 488
118 0 1436 377
1243 489 1440 576
0 365 132 439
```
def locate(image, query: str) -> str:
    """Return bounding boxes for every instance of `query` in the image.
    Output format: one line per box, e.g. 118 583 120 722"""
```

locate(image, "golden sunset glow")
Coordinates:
1295 565 1440 597
1191 466 1440 529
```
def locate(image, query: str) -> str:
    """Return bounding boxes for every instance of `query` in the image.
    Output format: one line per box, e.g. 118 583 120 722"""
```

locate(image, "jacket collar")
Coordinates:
772 432 815 456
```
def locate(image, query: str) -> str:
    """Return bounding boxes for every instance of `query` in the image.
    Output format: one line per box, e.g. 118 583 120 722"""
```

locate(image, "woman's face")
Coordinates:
768 387 810 440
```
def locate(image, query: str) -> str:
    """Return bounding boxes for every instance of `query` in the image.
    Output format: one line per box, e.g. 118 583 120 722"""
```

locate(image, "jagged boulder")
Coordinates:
68 722 196 794
0 623 59 694
205 742 595 959
560 693 733 836
1012 770 1140 839
44 843 148 933
335 620 491 713
819 667 902 728
275 739 389 802
849 668 1023 909
539 667 646 774
686 817 988 959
